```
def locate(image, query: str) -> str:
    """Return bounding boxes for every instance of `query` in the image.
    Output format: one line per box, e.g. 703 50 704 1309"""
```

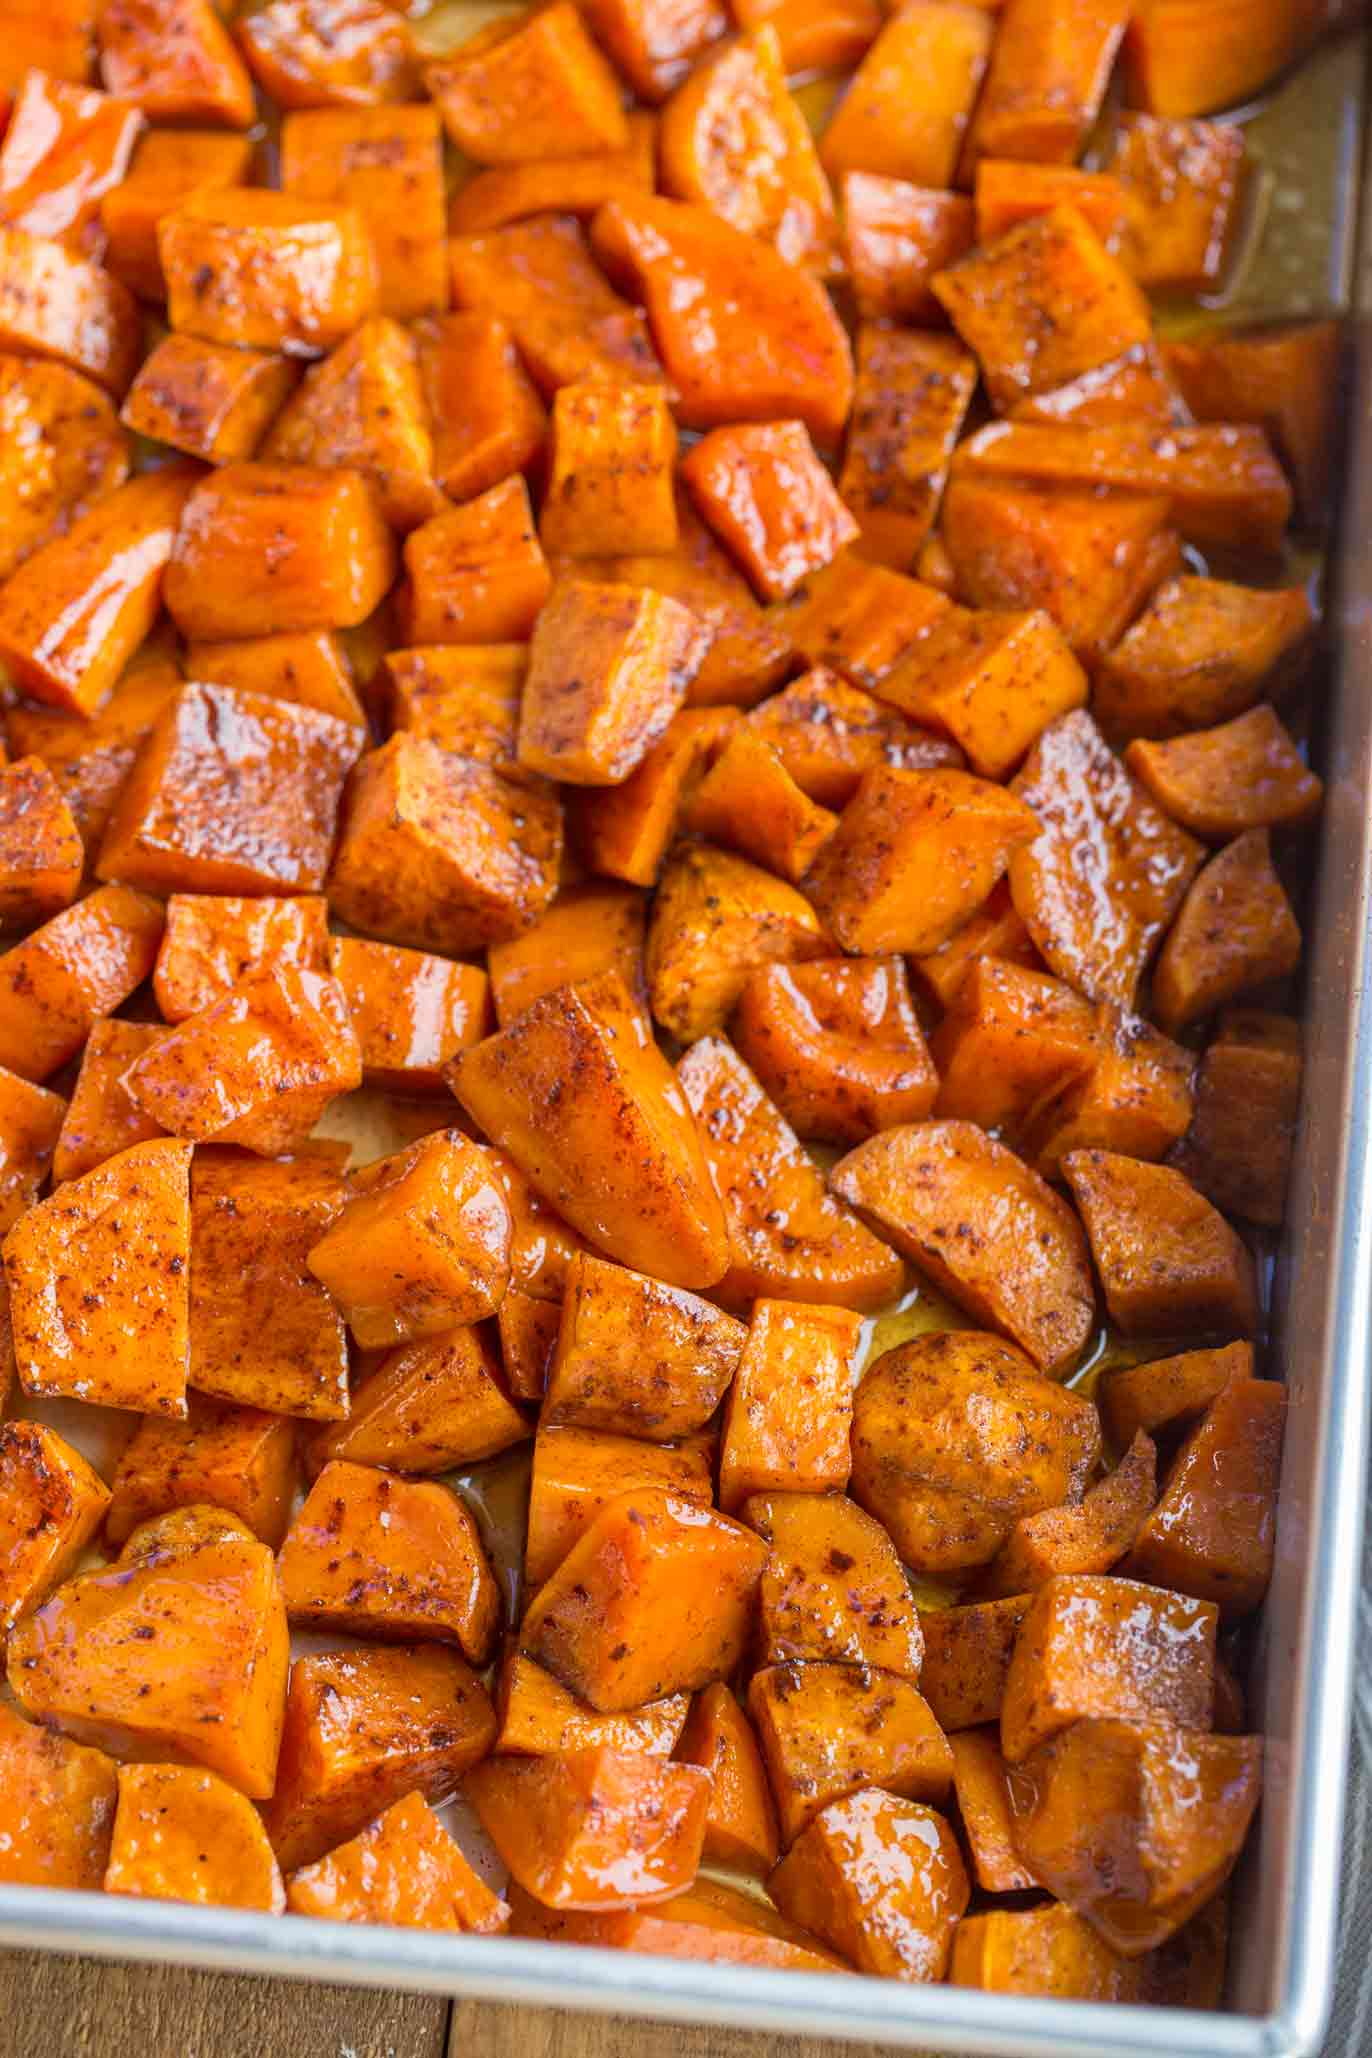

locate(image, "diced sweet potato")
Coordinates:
99 0 254 124
328 935 489 1092
487 1147 593 1306
1024 1003 1196 1172
973 163 1129 249
544 1250 744 1441
1171 1012 1301 1226
675 1681 779 1875
962 0 1129 169
189 1148 350 1420
732 957 936 1147
0 1702 117 1889
1165 319 1342 527
1152 828 1301 1034
1008 709 1203 1007
0 5 98 126
570 708 732 884
489 886 646 1032
0 356 129 585
8 649 180 849
499 1289 561 1404
160 189 378 351
153 895 327 1025
278 1460 499 1660
745 1491 924 1680
526 1424 713 1589
909 877 1040 1008
951 1901 1144 1998
877 608 1088 781
591 192 853 446
678 1035 904 1312
659 26 836 272
1098 1341 1250 1451
7 1506 287 1794
0 759 79 929
1124 0 1317 121
307 1328 525 1479
1009 1714 1261 1955
106 1398 295 1550
541 383 677 560
1126 706 1322 845
280 103 446 322
841 172 973 325
265 1644 496 1871
414 313 545 503
466 1746 710 1909
106 1761 284 1910
581 0 727 100
520 579 707 785
1125 1375 1283 1616
497 1651 689 1761
0 70 141 258
948 1727 1034 1894
5 1136 190 1417
287 1790 509 1931
918 1595 1031 1732
832 1123 1096 1376
427 3 627 165
1110 114 1247 292
745 669 960 811
384 643 523 767
0 882 162 1082
262 317 439 531
508 1874 850 1968
401 476 551 645
770 1788 968 1982
451 971 730 1290
101 128 252 300
0 223 141 394
750 1661 953 1846
1009 340 1185 428
982 1431 1157 1598
820 1 991 187
933 206 1153 414
732 0 877 72
521 1487 767 1711
837 327 976 571
1093 575 1314 742
849 1330 1101 1572
237 0 418 110
780 558 948 694
1000 1572 1217 1763
0 1421 109 1643
123 333 298 466
932 956 1098 1133
1063 1149 1258 1338
646 844 826 1044
718 1300 862 1509
682 420 858 604
448 118 656 234
451 214 663 396
682 731 836 885
0 1063 67 1227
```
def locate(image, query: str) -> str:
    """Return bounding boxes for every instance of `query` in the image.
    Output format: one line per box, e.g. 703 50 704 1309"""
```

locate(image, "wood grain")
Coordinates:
447 1999 896 2058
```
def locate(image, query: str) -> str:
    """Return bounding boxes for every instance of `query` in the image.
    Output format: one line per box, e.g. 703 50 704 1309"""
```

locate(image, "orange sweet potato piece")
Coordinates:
0 223 141 394
581 0 727 100
0 5 98 127
526 1423 713 1588
849 1330 1101 1571
106 1760 284 1910
280 103 446 322
999 1571 1217 1762
1171 1011 1301 1227
278 1459 500 1661
521 1487 768 1710
7 1506 287 1794
932 956 1098 1132
489 886 646 1030
0 1702 116 1889
184 632 363 727
286 1789 509 1931
981 1430 1157 1597
1124 0 1317 121
520 579 708 784
1125 1375 1283 1616
974 163 1129 249
841 172 974 325
962 0 1129 170
1098 1341 1251 1451
878 606 1087 780
732 956 936 1147
1008 1715 1261 1955
265 1643 497 1871
934 206 1153 414
1152 829 1301 1033
683 420 858 604
718 1300 861 1510
330 935 490 1092
839 329 976 571
646 842 826 1043
8 652 179 851
678 1035 904 1312
125 966 361 1155
152 895 327 1025
466 1746 710 1909
1166 319 1342 527
499 1289 561 1404
1009 340 1186 428
1063 1148 1258 1337
746 1491 923 1680
0 1064 66 1228
0 757 81 927
948 1727 1035 1894
675 1681 779 1875
451 214 663 397
448 117 657 234
1021 1005 1196 1172
0 882 162 1082
99 0 254 125
1109 114 1247 293
401 477 550 646
262 317 439 532
682 730 837 885
1097 575 1314 743
497 1652 690 1761
0 71 142 258
5 1136 189 1416
101 128 251 300
237 0 418 110
732 0 878 72
918 1595 1033 1732
451 971 730 1290
0 1421 109 1643
541 383 677 560
660 26 837 272
592 193 853 446
106 1398 295 1550
951 1901 1144 1997
383 643 523 766
161 189 378 352
750 1661 953 1846
820 2 992 187
780 558 948 694
770 1788 968 1981
745 669 960 811
1009 709 1203 1007
490 1147 592 1305
571 708 736 883
544 1249 745 1441
307 1329 526 1479
0 356 129 584
909 877 1040 1008
509 1873 850 1965
427 3 627 166
1126 706 1322 844
414 313 546 504
122 334 297 466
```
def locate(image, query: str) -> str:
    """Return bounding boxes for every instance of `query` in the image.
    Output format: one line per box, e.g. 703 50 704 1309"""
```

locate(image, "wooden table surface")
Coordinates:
0 1951 894 2058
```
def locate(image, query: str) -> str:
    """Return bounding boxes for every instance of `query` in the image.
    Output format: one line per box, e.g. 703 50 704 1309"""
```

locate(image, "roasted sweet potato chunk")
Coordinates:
770 1788 968 1982
1124 0 1317 121
1126 706 1322 844
509 1873 849 1968
0 882 162 1082
428 3 627 165
106 1761 284 1911
307 1327 526 1480
675 1681 779 1875
932 956 1097 1134
1093 575 1313 742
647 843 826 1043
572 708 737 883
123 333 298 466
451 214 663 396
262 317 439 531
448 119 656 234
101 128 252 300
541 382 677 560
106 1398 295 1550
683 420 858 604
497 1652 689 1761
384 643 524 767
520 579 708 785
838 327 976 571
287 1790 509 1932
153 895 328 1025
237 0 418 112
8 649 180 851
0 1702 117 1889
1098 1341 1251 1451
918 1595 1032 1732
330 936 490 1093
780 557 948 694
745 668 960 810
0 1063 67 1224
489 886 646 1030
0 356 129 584
841 172 974 325
732 957 936 1147
948 1727 1034 1894
526 1424 713 1589
99 0 254 125
973 163 1130 250
820 2 992 187
909 878 1040 1008
544 1250 744 1441
0 223 142 395
746 1490 924 1680
581 0 727 99
1125 1375 1284 1616
1152 829 1301 1034
160 189 378 352
982 1431 1157 1598
718 1299 862 1509
1172 1012 1301 1227
877 608 1087 780
951 1901 1143 1998
732 0 877 74
1064 1149 1258 1338
751 1661 953 1846
0 1421 110 1642
1166 319 1342 527
402 477 551 646
415 312 545 502
1109 114 1247 293
280 104 446 322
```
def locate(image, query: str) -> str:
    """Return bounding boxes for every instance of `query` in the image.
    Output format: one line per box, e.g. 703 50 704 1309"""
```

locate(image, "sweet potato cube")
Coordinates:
1099 575 1314 743
909 877 1039 1007
265 1644 497 1871
1166 318 1342 527
5 1136 190 1417
98 0 253 124
591 193 853 446
328 733 561 954
581 0 727 100
498 1289 560 1403
7 1506 287 1794
1126 0 1316 121
682 421 857 605
718 1299 861 1510
963 0 1129 170
466 1746 710 1909
732 0 878 74
401 476 550 646
519 579 707 785
491 1148 592 1304
770 1788 968 1981
1126 705 1322 844
0 1421 110 1642
280 104 446 322
1172 1012 1301 1227
838 327 975 571
0 759 78 929
383 643 524 767
675 1681 779 1875
0 1702 116 1889
1109 114 1246 292
780 559 948 694
934 206 1153 414
306 1328 525 1480
0 5 98 125
1063 1148 1258 1338
153 895 328 1024
658 25 837 272
8 650 180 849
330 935 489 1092
1000 1572 1217 1763
541 383 677 559
878 607 1087 780
489 885 646 1030
509 1873 850 1967
732 956 936 1147
1009 709 1203 1007
262 318 438 532
125 966 361 1156
278 1460 500 1660
951 1901 1145 1998
1009 340 1185 428
0 223 141 394
678 1035 905 1311
236 0 418 112
521 1487 768 1711
1125 1375 1283 1616
497 1651 689 1761
106 1397 295 1552
1153 828 1301 1034
745 669 959 812
429 2 625 166
0 71 142 257
189 1148 350 1420
646 843 825 1043
973 164 1130 250
160 189 378 352
1009 1715 1261 1956
0 1063 66 1227
849 1330 1101 1572
448 119 656 235
451 214 663 396
544 1249 744 1441
415 312 545 503
1098 1341 1250 1450
287 1789 509 1931
932 956 1097 1134
101 128 251 300
983 1430 1157 1598
122 333 297 466
806 766 1039 957
571 706 736 883
450 971 730 1290
918 1595 1032 1732
751 1661 953 1845
819 2 991 187
841 172 973 325
682 730 837 885
526 1424 712 1589
745 1490 924 1680
0 883 162 1082
0 356 129 586
1025 1008 1196 1174
107 1761 284 1911
948 1727 1034 1893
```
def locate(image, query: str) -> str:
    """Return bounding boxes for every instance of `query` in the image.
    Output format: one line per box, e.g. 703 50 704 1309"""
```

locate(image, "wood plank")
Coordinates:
447 1999 899 2058
0 1950 451 2058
